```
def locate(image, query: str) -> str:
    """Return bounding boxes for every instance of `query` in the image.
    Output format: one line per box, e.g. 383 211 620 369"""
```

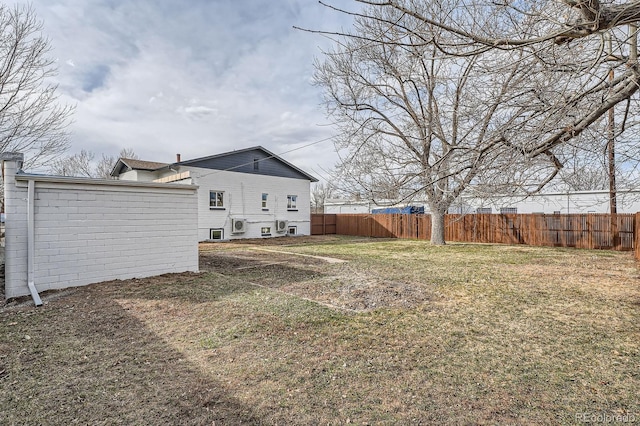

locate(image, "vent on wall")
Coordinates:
275 220 288 233
232 218 246 233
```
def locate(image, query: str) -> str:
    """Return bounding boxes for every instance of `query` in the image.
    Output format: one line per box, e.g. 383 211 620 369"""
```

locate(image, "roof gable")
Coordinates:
110 158 169 176
177 146 318 181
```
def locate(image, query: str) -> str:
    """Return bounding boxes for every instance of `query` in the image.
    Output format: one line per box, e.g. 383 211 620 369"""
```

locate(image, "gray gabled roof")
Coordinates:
111 146 318 182
176 146 318 182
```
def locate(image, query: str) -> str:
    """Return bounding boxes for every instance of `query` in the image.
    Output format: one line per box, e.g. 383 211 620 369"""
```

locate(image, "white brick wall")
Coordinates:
182 167 312 240
3 158 199 300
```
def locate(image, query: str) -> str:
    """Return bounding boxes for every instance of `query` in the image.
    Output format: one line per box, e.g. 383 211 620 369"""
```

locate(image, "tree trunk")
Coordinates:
430 209 446 245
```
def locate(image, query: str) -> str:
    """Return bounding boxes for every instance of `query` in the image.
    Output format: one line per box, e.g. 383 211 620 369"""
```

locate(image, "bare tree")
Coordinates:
312 0 640 162
95 148 139 179
305 0 640 242
350 0 640 45
0 4 73 169
553 131 620 192
314 4 560 244
49 149 94 177
50 148 138 179
556 159 609 192
548 99 640 193
311 182 334 213
117 148 138 160
94 154 116 179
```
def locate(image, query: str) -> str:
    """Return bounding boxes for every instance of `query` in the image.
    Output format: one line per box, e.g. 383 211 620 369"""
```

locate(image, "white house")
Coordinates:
111 146 318 241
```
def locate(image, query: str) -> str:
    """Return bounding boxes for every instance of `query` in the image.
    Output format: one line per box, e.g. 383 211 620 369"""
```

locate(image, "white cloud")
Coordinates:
15 0 355 181
180 105 219 120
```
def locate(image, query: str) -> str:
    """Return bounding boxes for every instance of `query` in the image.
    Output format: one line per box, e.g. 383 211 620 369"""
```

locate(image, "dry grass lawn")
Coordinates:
1 235 639 425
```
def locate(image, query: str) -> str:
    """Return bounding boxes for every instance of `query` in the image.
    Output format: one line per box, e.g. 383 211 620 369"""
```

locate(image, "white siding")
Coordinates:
118 170 159 182
324 191 640 215
181 166 312 240
117 170 139 181
325 200 374 214
464 191 640 214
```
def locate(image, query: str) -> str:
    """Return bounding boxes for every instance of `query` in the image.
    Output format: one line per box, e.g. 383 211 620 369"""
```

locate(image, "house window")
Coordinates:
288 226 297 235
210 228 223 240
261 227 271 236
287 195 297 210
253 158 259 170
210 191 224 209
262 193 268 210
476 207 492 214
500 207 517 214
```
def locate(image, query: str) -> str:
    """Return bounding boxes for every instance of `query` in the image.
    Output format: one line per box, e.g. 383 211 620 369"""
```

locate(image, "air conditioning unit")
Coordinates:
231 218 246 233
275 219 288 233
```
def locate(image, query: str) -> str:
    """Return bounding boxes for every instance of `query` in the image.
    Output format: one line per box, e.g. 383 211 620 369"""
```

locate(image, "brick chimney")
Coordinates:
176 153 181 162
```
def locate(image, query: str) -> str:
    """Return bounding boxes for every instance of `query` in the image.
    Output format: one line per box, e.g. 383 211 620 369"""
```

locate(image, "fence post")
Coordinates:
635 213 640 260
323 213 327 236
612 213 620 251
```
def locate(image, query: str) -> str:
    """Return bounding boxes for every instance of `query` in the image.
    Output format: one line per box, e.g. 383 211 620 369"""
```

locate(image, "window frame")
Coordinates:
261 193 268 210
209 190 225 209
287 226 297 235
287 195 298 211
209 228 224 240
261 226 271 236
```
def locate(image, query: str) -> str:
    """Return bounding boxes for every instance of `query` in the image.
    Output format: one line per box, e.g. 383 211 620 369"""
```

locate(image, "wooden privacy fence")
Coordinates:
313 213 640 254
311 213 337 236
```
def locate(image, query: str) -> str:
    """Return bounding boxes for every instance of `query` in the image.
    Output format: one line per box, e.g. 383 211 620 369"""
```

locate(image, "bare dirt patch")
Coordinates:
199 240 431 311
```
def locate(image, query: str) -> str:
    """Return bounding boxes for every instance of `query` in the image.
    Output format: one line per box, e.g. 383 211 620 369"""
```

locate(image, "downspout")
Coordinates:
27 179 42 306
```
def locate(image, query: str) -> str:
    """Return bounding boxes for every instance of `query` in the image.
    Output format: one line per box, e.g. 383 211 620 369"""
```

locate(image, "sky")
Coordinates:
18 0 355 182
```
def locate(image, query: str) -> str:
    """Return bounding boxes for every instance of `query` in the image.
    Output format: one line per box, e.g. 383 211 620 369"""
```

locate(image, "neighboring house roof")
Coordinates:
176 146 318 182
110 158 169 176
111 146 318 182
